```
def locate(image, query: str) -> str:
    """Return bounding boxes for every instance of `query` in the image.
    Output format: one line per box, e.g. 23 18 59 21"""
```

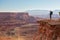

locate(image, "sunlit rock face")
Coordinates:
34 20 60 40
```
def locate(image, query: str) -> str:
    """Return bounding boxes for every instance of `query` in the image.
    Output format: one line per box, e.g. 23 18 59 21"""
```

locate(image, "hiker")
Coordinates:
50 11 53 20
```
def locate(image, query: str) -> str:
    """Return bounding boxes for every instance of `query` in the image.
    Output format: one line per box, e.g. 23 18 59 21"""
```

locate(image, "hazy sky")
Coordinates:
0 0 60 12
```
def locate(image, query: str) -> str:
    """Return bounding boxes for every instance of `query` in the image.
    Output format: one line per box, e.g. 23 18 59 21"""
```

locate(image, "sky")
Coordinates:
0 0 60 12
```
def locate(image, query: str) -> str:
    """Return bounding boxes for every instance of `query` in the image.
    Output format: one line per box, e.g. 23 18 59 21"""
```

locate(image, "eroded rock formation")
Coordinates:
34 20 60 40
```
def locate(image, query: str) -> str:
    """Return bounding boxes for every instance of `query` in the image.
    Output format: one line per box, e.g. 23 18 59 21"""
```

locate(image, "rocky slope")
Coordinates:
0 12 39 40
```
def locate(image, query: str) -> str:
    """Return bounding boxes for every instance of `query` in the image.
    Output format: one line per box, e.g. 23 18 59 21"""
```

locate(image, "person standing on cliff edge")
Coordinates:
50 11 53 20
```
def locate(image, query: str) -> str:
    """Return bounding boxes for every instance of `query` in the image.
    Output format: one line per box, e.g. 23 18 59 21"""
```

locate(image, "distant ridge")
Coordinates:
27 10 60 19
